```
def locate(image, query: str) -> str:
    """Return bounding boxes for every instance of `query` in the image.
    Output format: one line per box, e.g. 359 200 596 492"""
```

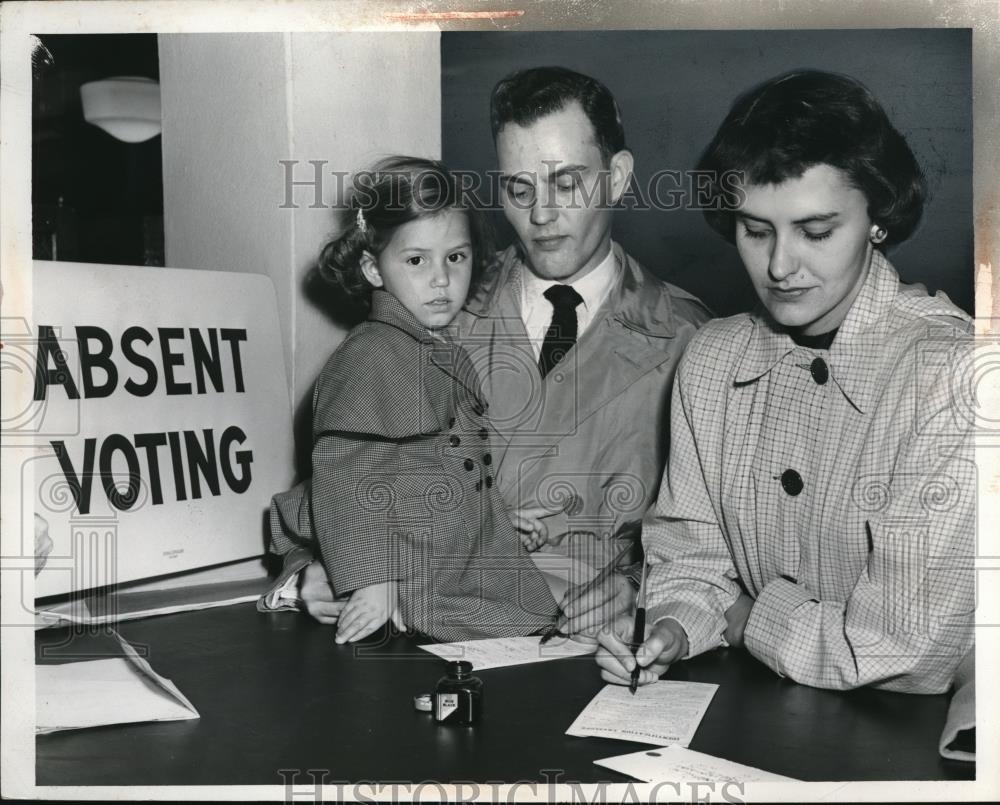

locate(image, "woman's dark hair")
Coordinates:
318 156 494 312
490 66 627 164
697 70 925 248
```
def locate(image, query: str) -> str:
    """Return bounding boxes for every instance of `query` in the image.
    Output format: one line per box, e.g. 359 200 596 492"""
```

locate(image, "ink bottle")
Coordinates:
433 661 483 725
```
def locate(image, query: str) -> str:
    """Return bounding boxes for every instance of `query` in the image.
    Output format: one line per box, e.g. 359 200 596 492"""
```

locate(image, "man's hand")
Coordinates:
508 505 559 552
723 592 754 649
299 560 345 625
595 615 689 686
335 581 402 644
560 571 634 637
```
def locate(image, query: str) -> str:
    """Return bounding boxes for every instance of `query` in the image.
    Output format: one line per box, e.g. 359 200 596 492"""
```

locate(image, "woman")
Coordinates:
597 70 974 693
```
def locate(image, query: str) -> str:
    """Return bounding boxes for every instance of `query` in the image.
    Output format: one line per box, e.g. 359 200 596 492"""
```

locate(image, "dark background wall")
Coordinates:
33 34 164 267
441 29 972 317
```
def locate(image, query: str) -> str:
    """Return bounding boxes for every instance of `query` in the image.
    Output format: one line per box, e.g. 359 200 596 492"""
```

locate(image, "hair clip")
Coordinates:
356 207 367 235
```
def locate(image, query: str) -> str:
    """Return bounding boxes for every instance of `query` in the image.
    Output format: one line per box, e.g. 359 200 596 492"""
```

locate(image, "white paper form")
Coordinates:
36 628 199 734
418 635 594 670
566 681 718 746
595 746 799 783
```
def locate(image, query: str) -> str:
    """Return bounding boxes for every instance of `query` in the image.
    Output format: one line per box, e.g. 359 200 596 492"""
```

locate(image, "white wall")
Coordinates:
159 32 441 468
286 33 441 415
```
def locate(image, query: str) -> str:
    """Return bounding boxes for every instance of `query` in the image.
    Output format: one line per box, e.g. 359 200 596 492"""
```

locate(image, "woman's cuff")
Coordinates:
743 577 818 673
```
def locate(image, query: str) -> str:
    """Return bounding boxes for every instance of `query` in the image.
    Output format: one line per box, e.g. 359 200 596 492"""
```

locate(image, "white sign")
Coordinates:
25 261 294 597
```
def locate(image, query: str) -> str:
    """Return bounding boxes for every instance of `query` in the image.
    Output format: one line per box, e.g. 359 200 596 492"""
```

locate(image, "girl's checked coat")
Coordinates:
267 290 558 640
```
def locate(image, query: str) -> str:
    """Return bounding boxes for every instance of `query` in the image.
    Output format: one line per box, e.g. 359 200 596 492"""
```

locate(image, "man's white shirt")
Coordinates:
517 242 619 359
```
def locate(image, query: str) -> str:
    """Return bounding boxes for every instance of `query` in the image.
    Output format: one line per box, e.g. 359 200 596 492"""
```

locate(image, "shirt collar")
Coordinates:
519 242 618 314
733 250 900 413
464 242 680 339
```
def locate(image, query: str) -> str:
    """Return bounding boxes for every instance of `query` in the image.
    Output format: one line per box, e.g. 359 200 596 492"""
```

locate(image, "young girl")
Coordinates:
269 156 559 643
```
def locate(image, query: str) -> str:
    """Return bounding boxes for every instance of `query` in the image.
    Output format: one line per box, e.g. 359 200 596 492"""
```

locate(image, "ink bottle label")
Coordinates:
433 660 483 725
434 693 460 721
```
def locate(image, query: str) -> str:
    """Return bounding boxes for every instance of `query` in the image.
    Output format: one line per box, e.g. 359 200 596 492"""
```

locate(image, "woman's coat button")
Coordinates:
810 357 829 385
780 469 803 496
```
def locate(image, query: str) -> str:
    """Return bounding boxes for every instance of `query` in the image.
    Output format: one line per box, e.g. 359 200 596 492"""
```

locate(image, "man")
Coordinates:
267 66 710 634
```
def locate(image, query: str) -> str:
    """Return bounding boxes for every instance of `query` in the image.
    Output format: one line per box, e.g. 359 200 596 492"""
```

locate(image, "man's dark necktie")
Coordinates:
538 284 583 378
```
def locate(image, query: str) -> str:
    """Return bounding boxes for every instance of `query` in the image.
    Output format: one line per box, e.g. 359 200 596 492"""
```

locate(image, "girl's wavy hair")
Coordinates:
318 156 494 312
697 70 926 249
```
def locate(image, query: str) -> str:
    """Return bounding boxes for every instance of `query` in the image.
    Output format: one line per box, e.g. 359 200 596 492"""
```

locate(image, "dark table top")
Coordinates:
36 602 974 786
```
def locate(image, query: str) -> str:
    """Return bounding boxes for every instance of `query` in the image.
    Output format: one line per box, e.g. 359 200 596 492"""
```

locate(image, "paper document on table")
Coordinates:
567 681 718 746
419 636 593 670
595 746 799 782
36 628 199 734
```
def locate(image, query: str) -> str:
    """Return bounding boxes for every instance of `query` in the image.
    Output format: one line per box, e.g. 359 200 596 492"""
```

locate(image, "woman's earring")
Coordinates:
870 225 888 244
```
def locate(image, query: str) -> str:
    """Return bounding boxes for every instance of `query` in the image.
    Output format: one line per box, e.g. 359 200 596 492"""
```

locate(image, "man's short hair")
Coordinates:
490 66 627 164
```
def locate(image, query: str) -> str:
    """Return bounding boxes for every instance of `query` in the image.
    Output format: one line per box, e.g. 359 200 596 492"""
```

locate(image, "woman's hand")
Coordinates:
335 581 402 644
595 614 689 686
723 592 754 649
